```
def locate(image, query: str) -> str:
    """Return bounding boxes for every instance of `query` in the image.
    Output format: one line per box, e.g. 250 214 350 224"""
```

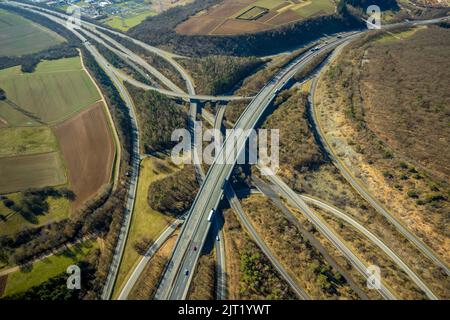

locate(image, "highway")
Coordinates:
9 1 448 298
117 219 182 300
299 195 438 299
79 25 185 94
309 59 450 277
262 169 397 300
9 1 253 103
154 34 360 300
257 169 438 299
213 212 227 300
252 176 369 300
224 183 310 299
9 1 185 94
211 104 227 300
213 104 226 135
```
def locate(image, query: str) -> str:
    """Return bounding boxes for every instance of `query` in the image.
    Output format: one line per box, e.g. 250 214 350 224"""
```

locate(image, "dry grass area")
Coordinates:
241 194 360 299
222 208 296 299
312 206 427 299
283 204 380 300
257 73 450 298
187 252 216 299
127 231 179 300
176 0 335 35
315 25 450 266
53 102 115 210
112 156 175 298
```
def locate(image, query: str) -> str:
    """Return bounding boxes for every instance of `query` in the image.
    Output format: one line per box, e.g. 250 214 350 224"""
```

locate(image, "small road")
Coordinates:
115 74 252 103
224 183 310 300
262 169 397 300
117 219 182 300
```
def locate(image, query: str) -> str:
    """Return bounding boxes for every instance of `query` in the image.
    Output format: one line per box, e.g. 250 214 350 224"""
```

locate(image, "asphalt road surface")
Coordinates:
155 34 359 300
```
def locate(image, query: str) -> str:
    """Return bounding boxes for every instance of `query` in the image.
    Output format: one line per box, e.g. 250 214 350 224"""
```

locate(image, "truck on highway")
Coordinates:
207 209 215 222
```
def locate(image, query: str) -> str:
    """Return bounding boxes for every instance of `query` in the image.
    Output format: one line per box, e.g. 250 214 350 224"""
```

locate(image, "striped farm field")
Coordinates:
0 9 64 57
53 102 115 210
0 152 66 194
0 56 101 125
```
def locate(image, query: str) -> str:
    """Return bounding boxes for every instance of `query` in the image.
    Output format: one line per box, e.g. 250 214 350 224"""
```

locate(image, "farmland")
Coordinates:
0 54 114 237
53 102 115 210
0 57 101 125
176 0 336 35
0 9 64 57
0 152 66 194
103 0 194 31
0 126 58 157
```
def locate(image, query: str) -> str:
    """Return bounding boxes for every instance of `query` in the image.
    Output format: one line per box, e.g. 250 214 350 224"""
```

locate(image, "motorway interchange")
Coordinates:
6 1 449 300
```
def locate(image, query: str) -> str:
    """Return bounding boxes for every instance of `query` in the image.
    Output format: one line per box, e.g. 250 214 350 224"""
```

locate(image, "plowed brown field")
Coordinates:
53 102 114 210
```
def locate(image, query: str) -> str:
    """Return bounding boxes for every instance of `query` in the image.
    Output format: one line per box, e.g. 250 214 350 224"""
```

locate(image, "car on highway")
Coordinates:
216 235 220 241
185 269 189 276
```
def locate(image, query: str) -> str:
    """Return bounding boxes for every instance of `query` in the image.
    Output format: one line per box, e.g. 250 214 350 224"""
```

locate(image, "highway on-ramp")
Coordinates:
224 183 310 299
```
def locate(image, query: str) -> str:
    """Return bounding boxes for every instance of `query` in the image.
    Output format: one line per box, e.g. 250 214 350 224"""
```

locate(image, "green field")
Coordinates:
0 9 64 57
2 240 97 297
0 126 58 157
112 157 174 298
294 0 335 18
0 56 101 125
252 0 286 10
105 11 156 31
